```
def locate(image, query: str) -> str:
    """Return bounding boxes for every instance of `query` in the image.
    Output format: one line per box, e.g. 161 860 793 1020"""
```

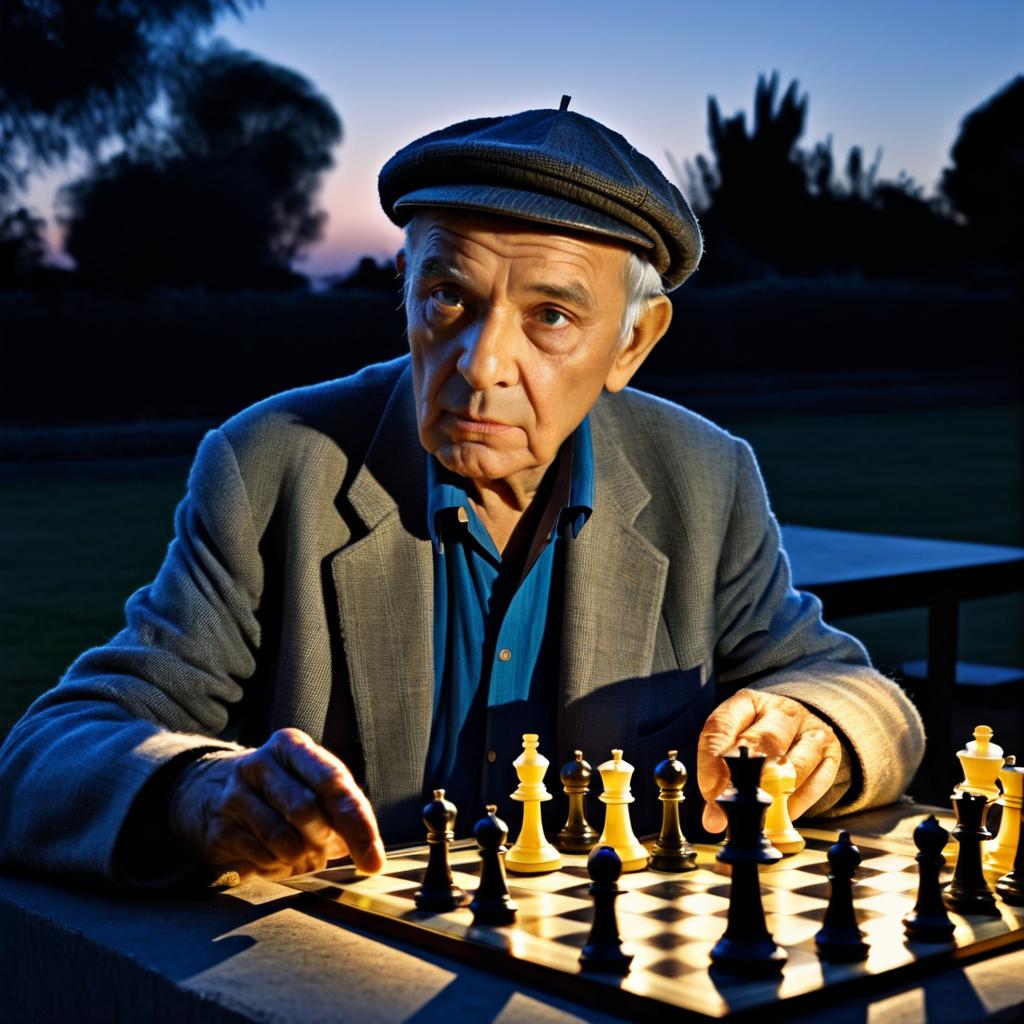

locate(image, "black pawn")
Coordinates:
995 801 1024 905
415 788 466 912
943 791 998 916
580 845 633 973
709 747 787 975
470 804 518 925
904 815 957 942
650 749 698 872
815 831 869 961
556 750 599 853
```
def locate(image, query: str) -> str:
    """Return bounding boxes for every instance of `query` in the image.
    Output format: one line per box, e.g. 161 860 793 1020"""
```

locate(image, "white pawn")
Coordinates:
505 734 562 874
761 756 805 854
596 749 649 872
955 725 1005 802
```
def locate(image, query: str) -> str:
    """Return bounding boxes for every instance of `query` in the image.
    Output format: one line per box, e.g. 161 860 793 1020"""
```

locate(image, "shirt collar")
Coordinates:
426 415 595 552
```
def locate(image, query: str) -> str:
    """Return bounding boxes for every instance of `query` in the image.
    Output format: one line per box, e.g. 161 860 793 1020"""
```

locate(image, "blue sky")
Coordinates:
30 0 1024 276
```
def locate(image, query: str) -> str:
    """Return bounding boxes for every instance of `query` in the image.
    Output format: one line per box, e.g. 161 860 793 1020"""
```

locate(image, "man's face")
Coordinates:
402 210 631 498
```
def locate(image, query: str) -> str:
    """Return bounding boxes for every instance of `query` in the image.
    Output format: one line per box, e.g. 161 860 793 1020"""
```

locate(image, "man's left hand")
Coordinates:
697 688 841 833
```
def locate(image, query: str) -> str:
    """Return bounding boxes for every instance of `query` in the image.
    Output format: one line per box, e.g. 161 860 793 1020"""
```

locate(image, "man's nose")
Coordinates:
455 308 518 390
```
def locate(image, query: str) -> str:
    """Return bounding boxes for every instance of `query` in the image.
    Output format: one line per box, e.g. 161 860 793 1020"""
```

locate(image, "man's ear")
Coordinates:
396 248 407 275
604 295 673 393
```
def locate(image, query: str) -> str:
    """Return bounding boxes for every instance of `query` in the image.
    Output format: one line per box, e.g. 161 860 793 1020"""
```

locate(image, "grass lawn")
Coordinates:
1 403 1021 755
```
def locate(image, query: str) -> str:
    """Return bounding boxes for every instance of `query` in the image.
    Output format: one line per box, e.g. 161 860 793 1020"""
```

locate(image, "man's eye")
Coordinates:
430 288 463 310
537 308 570 327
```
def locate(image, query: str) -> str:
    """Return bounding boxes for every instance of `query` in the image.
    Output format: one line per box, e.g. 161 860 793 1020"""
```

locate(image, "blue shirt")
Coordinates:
424 418 594 826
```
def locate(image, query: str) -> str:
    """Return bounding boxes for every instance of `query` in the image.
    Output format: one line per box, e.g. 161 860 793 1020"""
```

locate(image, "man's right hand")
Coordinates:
168 727 385 883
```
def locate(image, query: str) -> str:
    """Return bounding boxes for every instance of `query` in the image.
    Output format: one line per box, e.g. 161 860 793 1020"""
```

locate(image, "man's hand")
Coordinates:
697 689 841 833
168 728 385 883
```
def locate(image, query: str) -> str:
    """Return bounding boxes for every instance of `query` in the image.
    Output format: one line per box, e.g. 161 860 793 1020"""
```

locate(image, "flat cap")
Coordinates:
378 104 703 290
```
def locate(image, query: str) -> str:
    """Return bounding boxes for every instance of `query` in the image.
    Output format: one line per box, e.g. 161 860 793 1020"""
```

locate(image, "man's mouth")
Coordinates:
449 415 512 435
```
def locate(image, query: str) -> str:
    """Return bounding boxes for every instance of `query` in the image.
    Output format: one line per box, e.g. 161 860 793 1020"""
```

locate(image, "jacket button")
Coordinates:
498 648 512 662
487 750 497 764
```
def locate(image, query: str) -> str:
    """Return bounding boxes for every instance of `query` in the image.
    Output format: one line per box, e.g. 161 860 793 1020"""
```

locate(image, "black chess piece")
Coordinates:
414 788 466 912
995 801 1024 906
815 831 869 961
903 815 957 942
579 845 633 973
649 749 698 873
555 750 599 853
943 791 999 916
709 747 787 975
470 804 518 925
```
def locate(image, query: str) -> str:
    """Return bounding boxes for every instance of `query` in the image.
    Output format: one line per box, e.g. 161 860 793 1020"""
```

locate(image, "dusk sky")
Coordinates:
31 0 1024 277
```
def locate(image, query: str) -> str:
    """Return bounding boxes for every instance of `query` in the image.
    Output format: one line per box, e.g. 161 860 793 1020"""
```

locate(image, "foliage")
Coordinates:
0 0 257 200
941 76 1024 265
676 73 972 284
59 47 342 288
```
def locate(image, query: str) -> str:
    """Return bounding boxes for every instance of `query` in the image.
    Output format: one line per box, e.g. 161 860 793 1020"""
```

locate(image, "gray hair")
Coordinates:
619 250 665 347
401 220 664 346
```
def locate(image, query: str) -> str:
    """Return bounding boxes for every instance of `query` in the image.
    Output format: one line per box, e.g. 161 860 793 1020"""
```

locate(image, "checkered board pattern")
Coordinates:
282 828 1024 1021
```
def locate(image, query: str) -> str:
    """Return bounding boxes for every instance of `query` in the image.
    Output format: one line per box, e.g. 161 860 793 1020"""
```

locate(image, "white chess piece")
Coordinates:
955 725 1005 802
596 749 649 872
984 756 1022 879
505 734 562 873
761 756 805 854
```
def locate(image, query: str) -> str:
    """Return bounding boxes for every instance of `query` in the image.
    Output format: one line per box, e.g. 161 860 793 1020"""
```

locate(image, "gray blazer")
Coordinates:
0 357 924 880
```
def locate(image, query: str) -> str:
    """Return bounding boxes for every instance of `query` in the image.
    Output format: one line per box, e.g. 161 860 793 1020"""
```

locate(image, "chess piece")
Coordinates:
555 750 599 853
579 845 633 973
470 804 518 925
955 725 1005 802
903 815 957 943
943 790 999 916
996 803 1024 905
814 831 869 961
505 734 562 873
709 747 787 975
984 756 1022 880
761 756 806 854
649 749 697 872
414 789 466 912
595 749 649 872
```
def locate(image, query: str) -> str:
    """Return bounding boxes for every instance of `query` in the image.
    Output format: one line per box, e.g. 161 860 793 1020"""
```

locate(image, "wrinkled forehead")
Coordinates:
404 209 633 289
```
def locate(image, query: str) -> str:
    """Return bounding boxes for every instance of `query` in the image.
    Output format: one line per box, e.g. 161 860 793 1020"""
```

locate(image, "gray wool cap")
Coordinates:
378 102 703 290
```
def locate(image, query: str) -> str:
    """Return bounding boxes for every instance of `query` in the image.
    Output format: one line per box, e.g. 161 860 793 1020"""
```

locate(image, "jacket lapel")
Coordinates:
559 395 669 759
330 367 435 831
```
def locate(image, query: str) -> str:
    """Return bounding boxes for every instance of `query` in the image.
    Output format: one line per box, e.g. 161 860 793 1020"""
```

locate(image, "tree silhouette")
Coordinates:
675 72 967 284
0 1 255 198
0 0 257 286
707 72 809 209
60 47 342 289
941 76 1024 268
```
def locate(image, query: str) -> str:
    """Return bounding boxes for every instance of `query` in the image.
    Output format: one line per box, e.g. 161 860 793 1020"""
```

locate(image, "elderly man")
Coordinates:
0 104 923 886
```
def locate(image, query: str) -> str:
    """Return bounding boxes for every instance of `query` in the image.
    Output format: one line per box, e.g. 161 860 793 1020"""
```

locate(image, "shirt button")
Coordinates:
487 750 497 764
498 648 512 662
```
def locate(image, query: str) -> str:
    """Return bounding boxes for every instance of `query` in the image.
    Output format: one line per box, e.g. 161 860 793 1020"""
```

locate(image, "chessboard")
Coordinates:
281 827 1024 1022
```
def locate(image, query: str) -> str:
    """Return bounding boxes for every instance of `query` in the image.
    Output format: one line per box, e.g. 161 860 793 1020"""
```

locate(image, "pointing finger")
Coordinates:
269 729 386 873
